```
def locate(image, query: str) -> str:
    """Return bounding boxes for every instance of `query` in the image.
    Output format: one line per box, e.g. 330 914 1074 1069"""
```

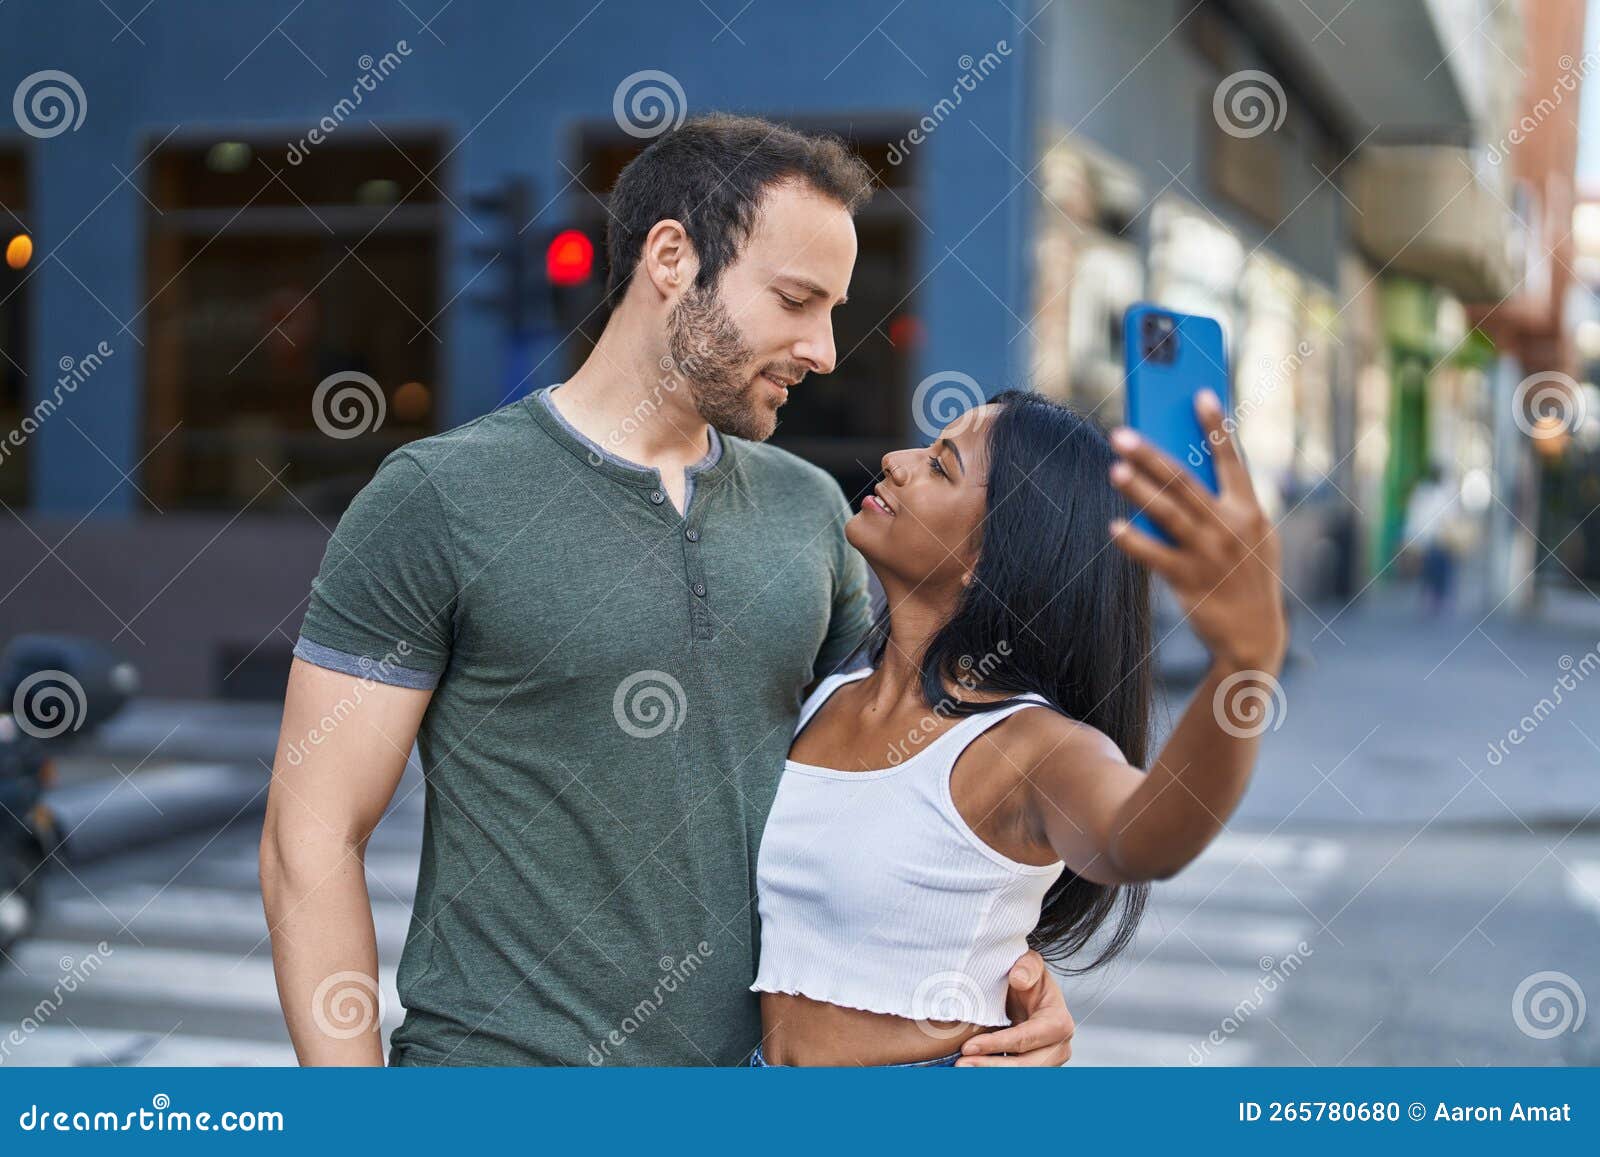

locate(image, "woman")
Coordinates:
749 387 1286 1067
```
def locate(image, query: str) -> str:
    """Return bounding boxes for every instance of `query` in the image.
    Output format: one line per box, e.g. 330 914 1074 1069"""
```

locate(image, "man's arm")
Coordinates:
956 950 1075 1066
259 658 432 1066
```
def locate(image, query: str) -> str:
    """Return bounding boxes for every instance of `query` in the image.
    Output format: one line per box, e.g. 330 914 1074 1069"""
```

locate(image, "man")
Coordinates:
261 114 1075 1066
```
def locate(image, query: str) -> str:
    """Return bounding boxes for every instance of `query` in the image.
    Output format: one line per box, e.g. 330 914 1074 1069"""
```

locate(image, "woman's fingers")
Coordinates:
1109 427 1216 518
1195 389 1254 500
1109 517 1184 578
1109 460 1196 542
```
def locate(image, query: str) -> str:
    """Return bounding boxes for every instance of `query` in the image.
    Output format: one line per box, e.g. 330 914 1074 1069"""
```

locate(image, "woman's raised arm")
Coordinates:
1022 390 1287 884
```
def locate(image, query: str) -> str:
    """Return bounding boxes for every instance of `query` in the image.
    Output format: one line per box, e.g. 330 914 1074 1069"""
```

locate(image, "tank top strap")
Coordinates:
793 667 871 736
929 693 1056 761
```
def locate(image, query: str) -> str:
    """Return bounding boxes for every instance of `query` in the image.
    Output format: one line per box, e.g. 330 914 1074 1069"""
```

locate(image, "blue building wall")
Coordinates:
1 0 1035 516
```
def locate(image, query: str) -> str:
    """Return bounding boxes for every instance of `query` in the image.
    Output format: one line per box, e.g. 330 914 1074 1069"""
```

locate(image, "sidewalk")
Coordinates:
1219 581 1600 830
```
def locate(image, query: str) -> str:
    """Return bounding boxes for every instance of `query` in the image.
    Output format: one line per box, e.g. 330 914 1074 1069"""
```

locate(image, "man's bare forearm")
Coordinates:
261 827 387 1065
262 659 427 1066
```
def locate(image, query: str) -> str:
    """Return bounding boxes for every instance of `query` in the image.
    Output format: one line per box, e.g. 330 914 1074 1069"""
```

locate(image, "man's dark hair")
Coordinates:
604 113 875 305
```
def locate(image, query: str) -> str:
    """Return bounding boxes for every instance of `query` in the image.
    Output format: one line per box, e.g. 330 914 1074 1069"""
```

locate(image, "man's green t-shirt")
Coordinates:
294 389 870 1066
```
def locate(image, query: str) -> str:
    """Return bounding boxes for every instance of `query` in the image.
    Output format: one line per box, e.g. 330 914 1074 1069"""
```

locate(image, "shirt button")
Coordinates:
685 528 700 542
648 489 666 505
691 582 707 598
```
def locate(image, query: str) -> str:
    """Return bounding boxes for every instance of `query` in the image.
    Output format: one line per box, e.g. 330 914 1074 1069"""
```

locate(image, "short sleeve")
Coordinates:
295 449 458 689
811 486 872 681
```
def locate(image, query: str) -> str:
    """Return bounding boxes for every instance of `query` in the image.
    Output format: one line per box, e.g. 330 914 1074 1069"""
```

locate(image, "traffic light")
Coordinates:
545 229 594 287
466 177 598 338
466 176 601 401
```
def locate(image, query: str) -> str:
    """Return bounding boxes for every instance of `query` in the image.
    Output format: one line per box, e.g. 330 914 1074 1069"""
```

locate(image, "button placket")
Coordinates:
682 515 711 640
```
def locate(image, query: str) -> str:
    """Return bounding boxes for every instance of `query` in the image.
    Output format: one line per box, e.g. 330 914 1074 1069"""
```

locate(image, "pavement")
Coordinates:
1064 823 1600 1066
6 799 1595 1067
1221 581 1600 830
3 579 1597 1066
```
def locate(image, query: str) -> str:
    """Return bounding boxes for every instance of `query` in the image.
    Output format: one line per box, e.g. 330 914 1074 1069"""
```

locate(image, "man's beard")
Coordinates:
666 285 794 442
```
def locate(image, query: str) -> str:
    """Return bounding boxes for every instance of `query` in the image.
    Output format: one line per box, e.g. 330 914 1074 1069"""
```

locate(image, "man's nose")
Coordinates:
794 317 836 376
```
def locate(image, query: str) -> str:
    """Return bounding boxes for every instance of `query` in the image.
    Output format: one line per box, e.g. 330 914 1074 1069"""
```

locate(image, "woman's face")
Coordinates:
846 404 996 592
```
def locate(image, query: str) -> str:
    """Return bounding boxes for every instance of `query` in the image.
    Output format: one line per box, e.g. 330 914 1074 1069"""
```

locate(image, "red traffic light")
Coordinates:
546 229 594 287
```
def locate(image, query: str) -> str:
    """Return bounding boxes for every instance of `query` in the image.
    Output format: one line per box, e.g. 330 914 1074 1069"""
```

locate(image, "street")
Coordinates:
1 587 1597 1067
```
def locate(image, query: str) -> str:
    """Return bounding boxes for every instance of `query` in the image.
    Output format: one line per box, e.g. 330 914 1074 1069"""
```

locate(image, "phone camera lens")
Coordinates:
1141 314 1178 363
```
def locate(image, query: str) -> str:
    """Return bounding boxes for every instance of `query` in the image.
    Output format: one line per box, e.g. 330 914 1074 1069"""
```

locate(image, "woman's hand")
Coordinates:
1106 389 1286 674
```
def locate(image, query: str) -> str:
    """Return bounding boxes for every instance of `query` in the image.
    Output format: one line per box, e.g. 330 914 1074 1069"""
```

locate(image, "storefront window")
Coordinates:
1148 198 1344 523
142 135 442 513
1030 138 1144 420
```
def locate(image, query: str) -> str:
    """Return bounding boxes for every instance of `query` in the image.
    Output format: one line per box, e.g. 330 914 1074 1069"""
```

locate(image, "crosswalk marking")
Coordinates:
1069 1024 1255 1067
1131 909 1308 961
9 939 401 1025
0 1026 298 1067
1059 832 1340 1067
1565 860 1600 918
2 825 1342 1067
49 884 416 954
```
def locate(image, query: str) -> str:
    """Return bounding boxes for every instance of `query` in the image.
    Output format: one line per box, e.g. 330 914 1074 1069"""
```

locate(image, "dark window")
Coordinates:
0 150 30 506
142 135 444 514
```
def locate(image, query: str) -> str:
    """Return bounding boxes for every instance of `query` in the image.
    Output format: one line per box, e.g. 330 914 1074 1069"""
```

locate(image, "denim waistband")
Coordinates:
749 1044 962 1068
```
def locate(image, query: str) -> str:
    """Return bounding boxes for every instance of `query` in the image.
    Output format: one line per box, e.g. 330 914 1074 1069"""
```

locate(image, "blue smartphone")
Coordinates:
1122 304 1231 542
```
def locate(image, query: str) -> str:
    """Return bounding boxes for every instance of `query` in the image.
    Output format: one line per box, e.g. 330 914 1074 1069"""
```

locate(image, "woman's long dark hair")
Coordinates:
867 390 1152 973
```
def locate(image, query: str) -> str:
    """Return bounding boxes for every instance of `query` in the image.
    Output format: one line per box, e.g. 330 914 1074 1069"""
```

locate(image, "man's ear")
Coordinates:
640 218 698 301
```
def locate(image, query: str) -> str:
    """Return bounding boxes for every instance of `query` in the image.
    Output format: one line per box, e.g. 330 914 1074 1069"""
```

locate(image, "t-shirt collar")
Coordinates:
526 384 736 490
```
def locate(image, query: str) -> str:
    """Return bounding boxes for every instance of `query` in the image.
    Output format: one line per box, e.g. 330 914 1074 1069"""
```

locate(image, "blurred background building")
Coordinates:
5 0 1600 1073
0 0 1595 698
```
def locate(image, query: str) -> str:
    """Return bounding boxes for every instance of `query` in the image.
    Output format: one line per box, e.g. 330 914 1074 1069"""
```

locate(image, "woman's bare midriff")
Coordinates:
758 990 986 1066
